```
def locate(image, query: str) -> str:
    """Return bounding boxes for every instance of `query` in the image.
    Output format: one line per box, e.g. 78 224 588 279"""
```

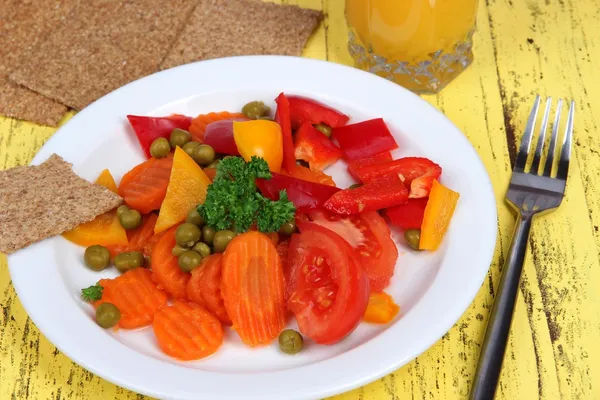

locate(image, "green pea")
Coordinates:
84 245 111 271
169 128 191 148
114 251 144 273
206 160 220 169
172 245 188 257
150 137 171 158
119 209 142 230
213 230 235 253
192 242 211 258
349 183 362 190
178 251 202 272
192 144 216 166
182 141 200 158
96 303 121 329
186 208 205 227
242 101 270 120
314 123 332 138
404 229 422 251
202 226 216 245
175 223 202 247
279 220 297 236
116 205 129 218
278 329 303 355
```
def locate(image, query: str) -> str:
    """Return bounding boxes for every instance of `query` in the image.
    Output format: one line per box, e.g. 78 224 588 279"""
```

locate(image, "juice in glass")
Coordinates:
346 0 479 93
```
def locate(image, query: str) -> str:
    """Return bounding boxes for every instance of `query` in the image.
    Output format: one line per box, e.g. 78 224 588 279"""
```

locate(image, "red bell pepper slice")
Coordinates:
203 119 244 155
256 173 341 213
288 96 349 130
127 114 192 158
385 198 429 230
324 173 409 215
332 118 398 161
350 157 442 198
274 93 296 173
347 151 392 180
294 122 343 171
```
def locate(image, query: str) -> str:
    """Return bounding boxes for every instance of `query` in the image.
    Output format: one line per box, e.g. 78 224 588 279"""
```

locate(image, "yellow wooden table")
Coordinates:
1 0 598 398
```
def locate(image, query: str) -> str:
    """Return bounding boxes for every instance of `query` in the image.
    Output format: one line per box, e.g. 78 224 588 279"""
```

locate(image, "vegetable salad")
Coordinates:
69 93 459 360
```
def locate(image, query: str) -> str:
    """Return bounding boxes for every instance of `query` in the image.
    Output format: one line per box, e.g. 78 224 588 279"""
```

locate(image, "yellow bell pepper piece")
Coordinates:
419 180 460 250
154 147 211 234
233 120 283 172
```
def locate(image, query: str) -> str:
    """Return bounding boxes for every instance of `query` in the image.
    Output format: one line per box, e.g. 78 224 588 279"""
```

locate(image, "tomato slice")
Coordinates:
288 221 370 344
308 210 398 292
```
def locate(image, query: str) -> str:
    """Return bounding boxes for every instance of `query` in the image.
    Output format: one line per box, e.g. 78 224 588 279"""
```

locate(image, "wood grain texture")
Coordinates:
1 0 599 398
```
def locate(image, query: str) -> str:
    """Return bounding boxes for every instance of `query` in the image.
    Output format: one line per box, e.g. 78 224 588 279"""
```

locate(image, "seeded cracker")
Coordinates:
0 0 80 125
0 154 122 254
9 0 197 111
161 0 323 70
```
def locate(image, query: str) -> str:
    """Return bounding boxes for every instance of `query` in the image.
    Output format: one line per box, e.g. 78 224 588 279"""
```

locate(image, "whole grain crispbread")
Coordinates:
9 0 198 111
0 154 122 254
161 0 323 70
0 0 79 125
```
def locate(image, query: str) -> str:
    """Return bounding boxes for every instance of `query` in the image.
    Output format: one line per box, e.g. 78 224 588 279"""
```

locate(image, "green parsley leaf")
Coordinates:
81 283 103 302
198 156 294 233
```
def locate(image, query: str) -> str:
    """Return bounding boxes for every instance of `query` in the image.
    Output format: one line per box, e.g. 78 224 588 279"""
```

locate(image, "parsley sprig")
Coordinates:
81 283 103 302
198 156 295 233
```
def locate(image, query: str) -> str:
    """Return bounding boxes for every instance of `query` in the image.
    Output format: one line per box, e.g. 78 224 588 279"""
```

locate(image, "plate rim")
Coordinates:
8 55 497 400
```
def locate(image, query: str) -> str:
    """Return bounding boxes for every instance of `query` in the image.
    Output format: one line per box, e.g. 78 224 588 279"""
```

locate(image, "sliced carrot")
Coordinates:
95 268 168 329
419 180 460 250
283 164 336 187
118 157 173 214
203 167 217 181
107 213 158 257
221 231 286 346
276 239 291 302
153 301 223 361
62 169 128 247
363 292 400 324
151 226 190 299
187 254 231 324
188 112 247 142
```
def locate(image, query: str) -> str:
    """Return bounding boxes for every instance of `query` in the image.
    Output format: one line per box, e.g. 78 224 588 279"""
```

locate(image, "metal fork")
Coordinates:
469 96 575 400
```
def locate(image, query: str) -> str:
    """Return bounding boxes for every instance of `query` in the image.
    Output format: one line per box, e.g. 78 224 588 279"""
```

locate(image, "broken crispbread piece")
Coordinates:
161 0 323 69
0 154 122 254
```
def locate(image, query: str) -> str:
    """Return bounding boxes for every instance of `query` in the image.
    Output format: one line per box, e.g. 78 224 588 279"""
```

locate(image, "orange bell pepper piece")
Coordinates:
283 164 336 187
363 292 400 324
62 170 128 247
419 180 460 250
154 147 211 234
233 120 283 173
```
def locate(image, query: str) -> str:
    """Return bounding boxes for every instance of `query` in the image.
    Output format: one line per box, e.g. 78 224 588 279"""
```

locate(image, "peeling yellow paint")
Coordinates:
2 0 599 399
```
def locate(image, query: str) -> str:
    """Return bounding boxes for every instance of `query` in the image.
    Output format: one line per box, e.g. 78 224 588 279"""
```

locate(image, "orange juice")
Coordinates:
346 0 479 93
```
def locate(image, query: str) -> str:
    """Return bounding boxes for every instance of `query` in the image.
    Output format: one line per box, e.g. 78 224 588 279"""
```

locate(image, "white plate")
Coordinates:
8 56 496 400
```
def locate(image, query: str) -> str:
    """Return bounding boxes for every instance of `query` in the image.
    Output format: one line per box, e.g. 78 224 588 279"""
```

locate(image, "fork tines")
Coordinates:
514 96 575 180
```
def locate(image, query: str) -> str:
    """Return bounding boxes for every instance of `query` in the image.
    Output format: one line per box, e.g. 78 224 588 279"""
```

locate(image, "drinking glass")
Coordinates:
345 0 479 94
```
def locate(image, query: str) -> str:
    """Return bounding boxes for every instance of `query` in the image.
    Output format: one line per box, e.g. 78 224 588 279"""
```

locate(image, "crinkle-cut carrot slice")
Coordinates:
107 213 158 257
153 301 223 361
221 231 286 346
95 268 167 329
118 157 173 214
187 254 231 325
151 226 190 299
188 111 246 142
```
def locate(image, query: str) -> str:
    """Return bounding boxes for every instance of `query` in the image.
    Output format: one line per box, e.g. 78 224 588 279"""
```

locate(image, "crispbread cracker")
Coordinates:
9 0 197 111
161 0 323 69
0 154 122 254
0 0 78 125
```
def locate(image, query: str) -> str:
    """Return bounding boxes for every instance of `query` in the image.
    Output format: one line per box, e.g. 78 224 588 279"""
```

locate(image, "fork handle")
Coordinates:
469 213 533 400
